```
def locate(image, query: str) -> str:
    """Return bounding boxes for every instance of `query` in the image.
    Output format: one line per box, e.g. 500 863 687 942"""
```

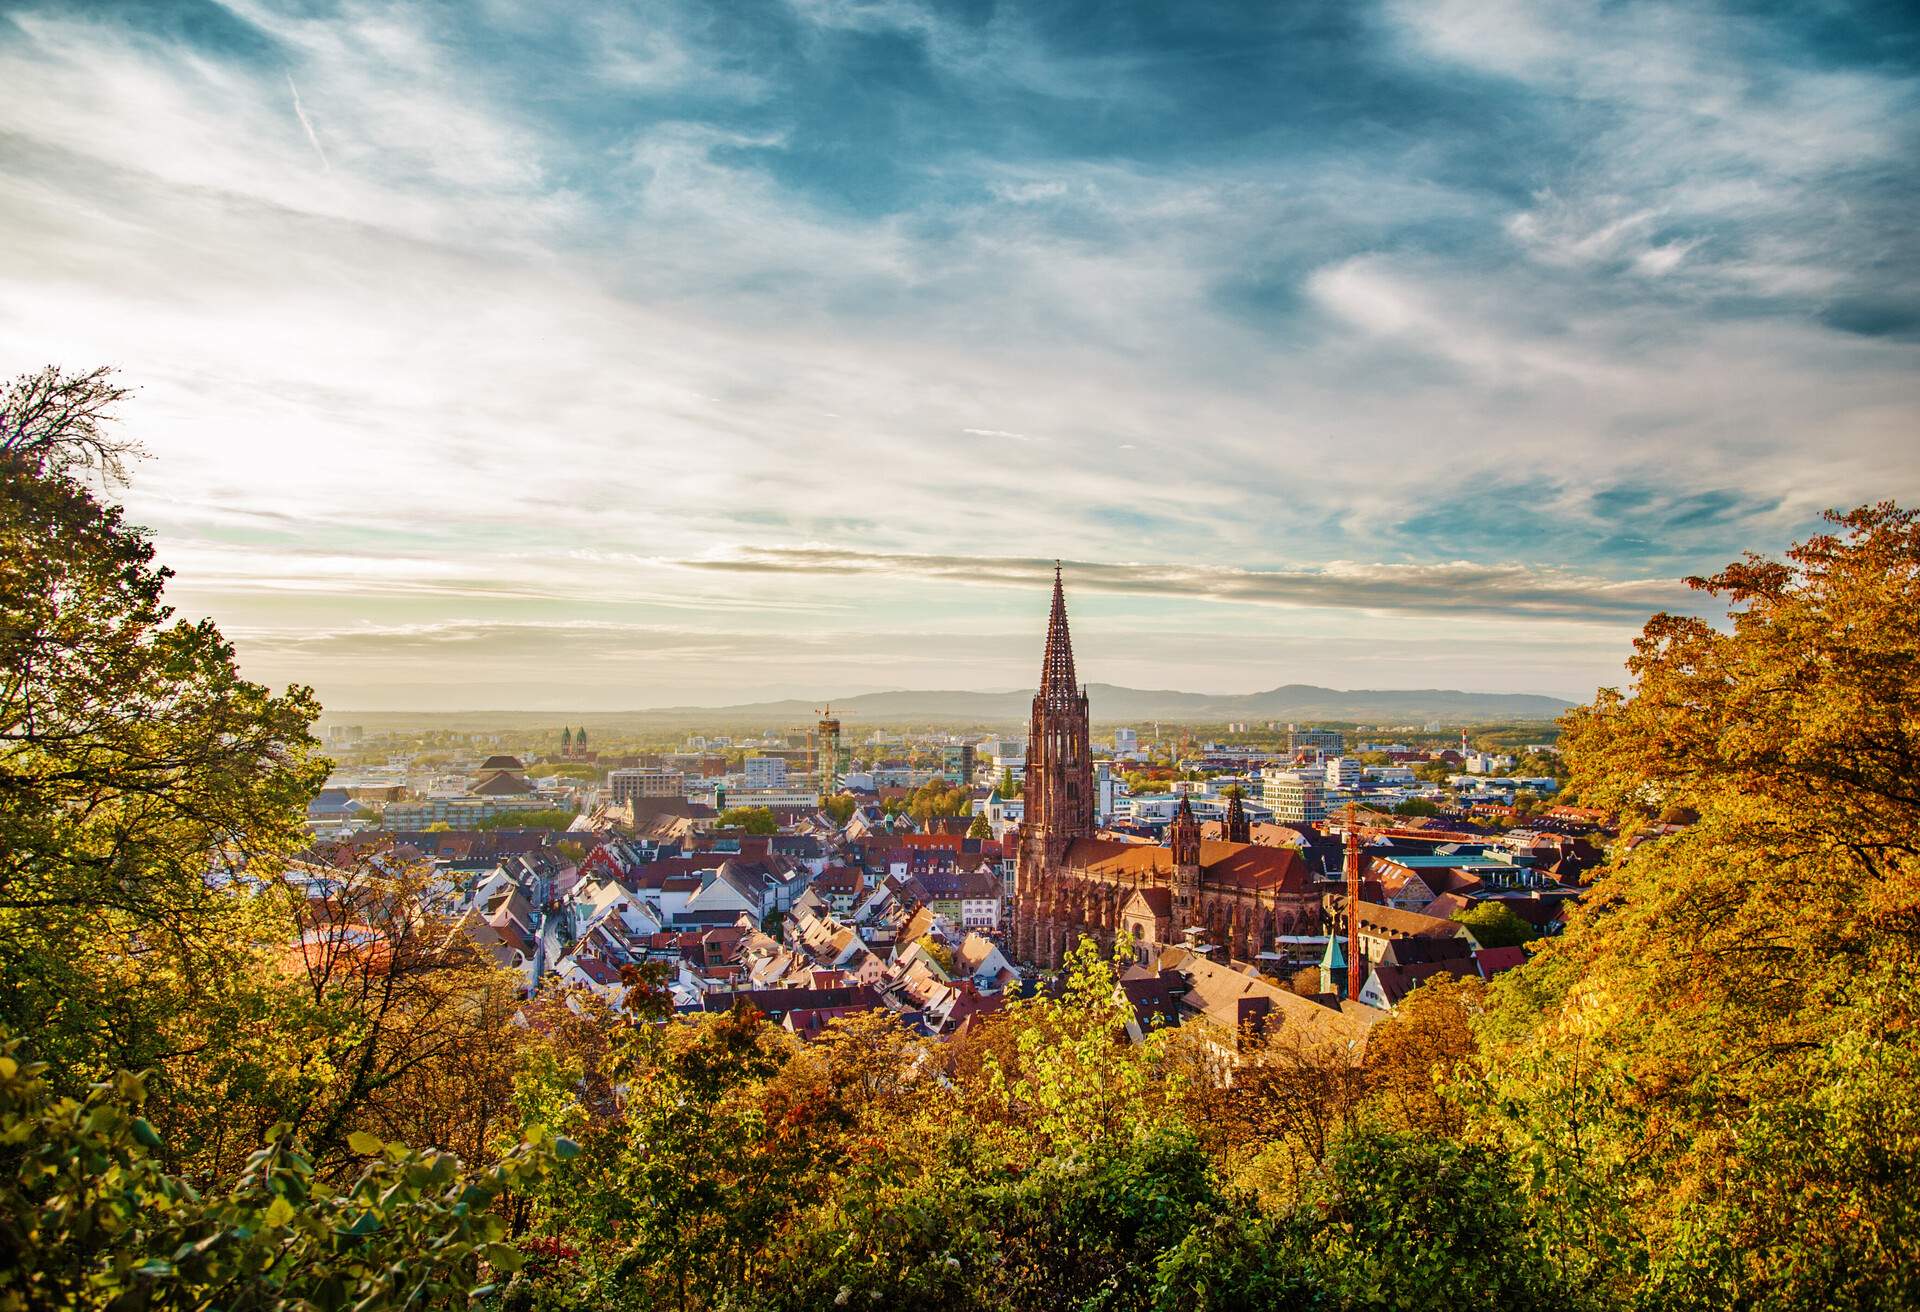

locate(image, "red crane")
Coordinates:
1342 800 1364 999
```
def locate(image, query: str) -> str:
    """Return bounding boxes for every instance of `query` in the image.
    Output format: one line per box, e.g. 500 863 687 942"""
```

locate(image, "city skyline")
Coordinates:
3 0 1916 708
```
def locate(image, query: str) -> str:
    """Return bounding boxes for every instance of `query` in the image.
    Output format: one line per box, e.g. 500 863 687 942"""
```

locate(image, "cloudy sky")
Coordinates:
3 0 1916 711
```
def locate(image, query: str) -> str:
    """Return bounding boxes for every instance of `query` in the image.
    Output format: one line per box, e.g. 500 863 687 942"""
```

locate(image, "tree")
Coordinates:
1363 973 1484 1136
477 807 578 830
1476 505 1920 1309
966 812 992 840
1452 901 1536 949
1395 797 1441 817
715 805 778 834
0 1032 565 1310
0 365 326 1109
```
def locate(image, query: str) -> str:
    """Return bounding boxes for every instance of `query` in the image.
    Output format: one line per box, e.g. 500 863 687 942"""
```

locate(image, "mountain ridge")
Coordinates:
603 682 1577 724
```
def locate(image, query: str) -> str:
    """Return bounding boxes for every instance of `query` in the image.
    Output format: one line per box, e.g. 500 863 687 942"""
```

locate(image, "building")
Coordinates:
744 756 788 790
940 742 977 785
1325 756 1363 790
1095 761 1118 825
1113 727 1138 753
608 766 684 806
1288 728 1345 755
1013 569 1320 968
1262 769 1328 824
815 710 843 796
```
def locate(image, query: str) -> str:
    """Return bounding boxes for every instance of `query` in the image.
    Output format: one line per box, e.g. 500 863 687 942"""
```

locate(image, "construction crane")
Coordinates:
1342 800 1364 1000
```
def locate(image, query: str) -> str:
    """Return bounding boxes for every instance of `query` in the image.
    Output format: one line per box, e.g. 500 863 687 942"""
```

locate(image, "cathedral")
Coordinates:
1013 568 1321 969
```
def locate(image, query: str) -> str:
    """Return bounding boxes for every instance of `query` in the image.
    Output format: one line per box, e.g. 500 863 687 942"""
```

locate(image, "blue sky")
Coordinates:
1 0 1915 709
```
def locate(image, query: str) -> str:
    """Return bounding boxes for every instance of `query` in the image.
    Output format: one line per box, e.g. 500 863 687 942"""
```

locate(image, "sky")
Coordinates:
2 0 1916 711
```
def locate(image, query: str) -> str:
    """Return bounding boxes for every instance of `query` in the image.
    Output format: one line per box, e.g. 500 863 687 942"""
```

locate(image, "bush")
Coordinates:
0 1035 567 1311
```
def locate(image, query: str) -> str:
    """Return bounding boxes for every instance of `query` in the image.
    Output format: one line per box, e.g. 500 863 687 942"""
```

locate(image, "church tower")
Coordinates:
1016 565 1093 965
1224 787 1250 844
1170 792 1201 926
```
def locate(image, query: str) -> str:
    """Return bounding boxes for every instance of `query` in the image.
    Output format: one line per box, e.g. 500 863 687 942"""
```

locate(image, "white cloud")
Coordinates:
0 0 1910 707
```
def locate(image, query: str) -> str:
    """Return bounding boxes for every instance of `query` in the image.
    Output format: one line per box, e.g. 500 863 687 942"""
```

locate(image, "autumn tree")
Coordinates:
1475 504 1920 1309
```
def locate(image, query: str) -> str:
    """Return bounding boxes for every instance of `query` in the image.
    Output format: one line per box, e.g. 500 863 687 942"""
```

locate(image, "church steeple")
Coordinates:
1038 561 1079 707
1016 563 1094 967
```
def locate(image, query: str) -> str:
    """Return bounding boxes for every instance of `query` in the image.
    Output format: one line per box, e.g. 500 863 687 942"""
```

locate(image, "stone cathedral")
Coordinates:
1013 568 1321 969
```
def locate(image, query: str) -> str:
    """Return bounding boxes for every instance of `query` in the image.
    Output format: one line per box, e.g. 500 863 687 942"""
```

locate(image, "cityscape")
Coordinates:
301 566 1592 1036
3 1 1917 1310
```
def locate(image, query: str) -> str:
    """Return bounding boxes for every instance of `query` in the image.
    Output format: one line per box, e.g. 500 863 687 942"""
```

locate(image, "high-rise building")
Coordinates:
1114 727 1138 753
815 709 842 797
940 742 976 784
1262 769 1328 823
1325 756 1363 789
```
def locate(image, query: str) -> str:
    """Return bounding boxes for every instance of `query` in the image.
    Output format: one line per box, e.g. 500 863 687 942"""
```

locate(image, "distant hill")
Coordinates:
620 683 1576 725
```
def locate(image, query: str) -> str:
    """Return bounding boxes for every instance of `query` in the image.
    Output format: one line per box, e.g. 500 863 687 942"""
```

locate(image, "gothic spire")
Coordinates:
1038 561 1080 708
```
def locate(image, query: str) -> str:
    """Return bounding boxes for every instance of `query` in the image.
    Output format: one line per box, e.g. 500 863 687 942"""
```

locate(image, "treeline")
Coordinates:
3 369 1917 1310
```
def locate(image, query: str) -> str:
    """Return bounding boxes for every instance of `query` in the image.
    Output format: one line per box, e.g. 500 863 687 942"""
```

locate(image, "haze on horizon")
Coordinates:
2 0 1916 712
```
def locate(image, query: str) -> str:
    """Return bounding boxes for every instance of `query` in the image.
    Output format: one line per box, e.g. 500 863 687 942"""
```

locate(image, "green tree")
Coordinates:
476 807 578 831
715 805 779 834
0 366 326 1107
966 812 992 840
0 1034 567 1310
1452 901 1536 949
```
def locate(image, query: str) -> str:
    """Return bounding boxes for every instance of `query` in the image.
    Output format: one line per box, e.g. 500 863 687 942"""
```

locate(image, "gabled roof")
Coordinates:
1121 885 1174 919
1354 900 1467 941
1157 945 1375 1051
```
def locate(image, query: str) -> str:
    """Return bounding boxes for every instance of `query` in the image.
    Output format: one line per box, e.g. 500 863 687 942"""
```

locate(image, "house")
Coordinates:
551 953 627 1004
952 932 1016 991
1351 900 1477 965
1357 958 1477 1010
305 787 365 833
1152 945 1378 1061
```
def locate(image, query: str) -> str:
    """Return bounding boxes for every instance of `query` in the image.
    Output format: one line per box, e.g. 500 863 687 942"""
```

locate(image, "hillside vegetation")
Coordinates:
3 369 1915 1310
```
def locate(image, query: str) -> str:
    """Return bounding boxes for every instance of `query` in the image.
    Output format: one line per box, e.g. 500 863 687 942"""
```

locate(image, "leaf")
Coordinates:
264 1195 296 1228
346 1130 384 1156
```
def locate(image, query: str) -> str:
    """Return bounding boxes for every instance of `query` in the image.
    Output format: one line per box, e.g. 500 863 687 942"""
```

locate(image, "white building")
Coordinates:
1325 757 1363 789
1095 762 1118 825
1261 769 1328 824
744 755 788 789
